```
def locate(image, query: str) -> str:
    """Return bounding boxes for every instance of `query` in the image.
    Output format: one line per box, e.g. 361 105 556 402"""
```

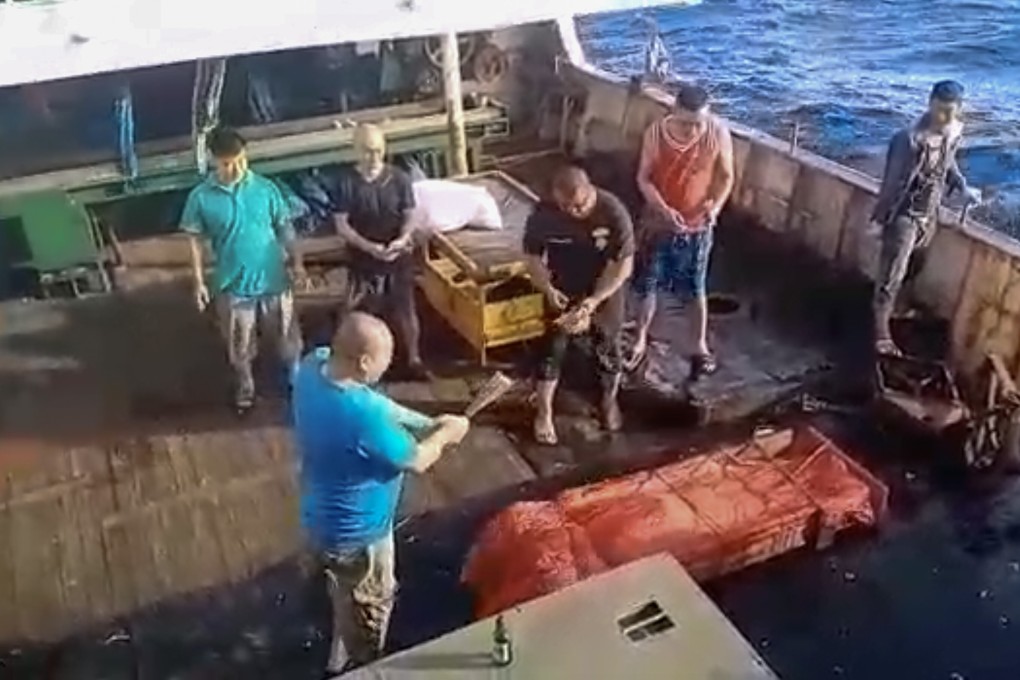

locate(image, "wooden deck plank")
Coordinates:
135 437 182 507
107 440 146 513
209 486 253 583
183 432 232 488
232 428 279 471
138 507 177 608
54 470 116 631
155 497 227 596
69 445 112 485
10 495 66 639
163 434 202 493
239 472 290 571
180 433 215 491
100 520 137 616
227 479 277 576
102 512 167 612
193 430 260 487
261 426 296 467
264 473 301 558
188 497 233 590
6 446 75 502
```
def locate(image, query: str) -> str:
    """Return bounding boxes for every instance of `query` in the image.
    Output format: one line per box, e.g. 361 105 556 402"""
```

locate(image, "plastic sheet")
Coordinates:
463 427 888 618
412 179 504 234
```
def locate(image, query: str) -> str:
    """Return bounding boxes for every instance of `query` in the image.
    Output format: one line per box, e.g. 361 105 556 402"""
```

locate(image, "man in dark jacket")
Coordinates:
872 80 981 356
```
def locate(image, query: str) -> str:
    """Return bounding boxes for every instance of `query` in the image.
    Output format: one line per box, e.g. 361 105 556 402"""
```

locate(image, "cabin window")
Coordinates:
0 34 486 183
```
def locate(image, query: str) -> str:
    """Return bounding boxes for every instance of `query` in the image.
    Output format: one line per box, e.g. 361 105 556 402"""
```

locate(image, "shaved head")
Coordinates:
552 165 591 195
354 123 387 179
353 123 386 150
551 165 597 219
332 312 394 383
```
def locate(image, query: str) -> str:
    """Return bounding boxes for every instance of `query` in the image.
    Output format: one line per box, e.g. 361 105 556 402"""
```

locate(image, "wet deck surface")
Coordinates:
2 162 1020 679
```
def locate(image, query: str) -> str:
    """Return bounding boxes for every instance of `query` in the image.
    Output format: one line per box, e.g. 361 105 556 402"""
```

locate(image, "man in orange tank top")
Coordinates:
628 84 734 379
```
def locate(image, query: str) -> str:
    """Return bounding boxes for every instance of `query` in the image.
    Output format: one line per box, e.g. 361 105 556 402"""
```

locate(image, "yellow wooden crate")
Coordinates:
416 170 549 365
419 253 545 365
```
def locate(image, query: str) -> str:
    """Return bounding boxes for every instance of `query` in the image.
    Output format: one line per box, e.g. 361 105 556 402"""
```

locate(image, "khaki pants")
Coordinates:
320 533 397 674
216 291 301 405
873 214 934 342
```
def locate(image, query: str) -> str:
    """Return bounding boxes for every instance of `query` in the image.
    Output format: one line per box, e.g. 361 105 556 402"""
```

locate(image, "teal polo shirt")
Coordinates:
179 171 295 298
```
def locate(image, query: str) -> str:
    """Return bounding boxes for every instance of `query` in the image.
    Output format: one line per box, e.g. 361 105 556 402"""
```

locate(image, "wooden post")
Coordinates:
440 32 469 177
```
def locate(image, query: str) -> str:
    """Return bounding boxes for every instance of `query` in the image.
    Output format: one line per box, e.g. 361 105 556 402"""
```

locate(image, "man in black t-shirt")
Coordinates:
523 166 636 445
330 123 424 378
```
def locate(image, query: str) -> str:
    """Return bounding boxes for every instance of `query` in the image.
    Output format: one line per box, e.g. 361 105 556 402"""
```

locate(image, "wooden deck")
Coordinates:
0 155 855 676
0 240 835 652
0 281 549 644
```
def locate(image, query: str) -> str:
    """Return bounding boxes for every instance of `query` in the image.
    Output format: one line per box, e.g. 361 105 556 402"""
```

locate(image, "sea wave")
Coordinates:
581 0 1020 235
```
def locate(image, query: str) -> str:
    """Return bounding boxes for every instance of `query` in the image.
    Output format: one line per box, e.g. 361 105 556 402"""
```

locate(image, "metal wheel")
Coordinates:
472 43 508 83
423 34 478 69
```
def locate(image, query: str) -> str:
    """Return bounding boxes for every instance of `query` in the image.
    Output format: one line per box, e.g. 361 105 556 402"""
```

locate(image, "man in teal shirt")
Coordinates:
180 127 306 412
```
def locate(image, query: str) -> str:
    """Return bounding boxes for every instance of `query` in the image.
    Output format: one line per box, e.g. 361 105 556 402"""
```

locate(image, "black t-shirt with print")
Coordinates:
523 188 635 301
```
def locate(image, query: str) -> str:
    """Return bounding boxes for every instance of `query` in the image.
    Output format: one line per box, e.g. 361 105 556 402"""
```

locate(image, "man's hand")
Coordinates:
368 242 400 262
964 187 983 206
668 208 689 229
194 282 211 312
435 414 470 444
555 304 593 335
653 201 686 231
387 234 414 256
543 287 570 312
575 297 599 318
701 199 722 224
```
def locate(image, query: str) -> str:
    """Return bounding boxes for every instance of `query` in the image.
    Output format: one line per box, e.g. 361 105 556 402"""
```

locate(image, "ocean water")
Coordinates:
580 0 1020 234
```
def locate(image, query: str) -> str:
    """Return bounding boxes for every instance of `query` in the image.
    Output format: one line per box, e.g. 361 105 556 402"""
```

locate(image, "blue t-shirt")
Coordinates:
293 348 432 551
179 171 294 298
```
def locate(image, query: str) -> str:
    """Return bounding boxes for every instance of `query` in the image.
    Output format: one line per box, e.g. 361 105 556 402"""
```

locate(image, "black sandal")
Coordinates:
690 353 718 381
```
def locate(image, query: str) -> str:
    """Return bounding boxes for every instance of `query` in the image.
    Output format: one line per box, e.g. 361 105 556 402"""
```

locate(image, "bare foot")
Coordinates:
533 414 558 445
874 338 902 357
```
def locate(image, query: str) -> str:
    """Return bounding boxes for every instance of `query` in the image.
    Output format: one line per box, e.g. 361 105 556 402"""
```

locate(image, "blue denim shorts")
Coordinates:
633 227 714 300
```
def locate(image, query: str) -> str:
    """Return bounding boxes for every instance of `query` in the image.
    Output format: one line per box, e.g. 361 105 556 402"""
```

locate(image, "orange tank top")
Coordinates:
648 115 723 230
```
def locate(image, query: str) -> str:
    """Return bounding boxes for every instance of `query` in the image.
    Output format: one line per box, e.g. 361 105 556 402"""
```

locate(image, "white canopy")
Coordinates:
0 0 696 87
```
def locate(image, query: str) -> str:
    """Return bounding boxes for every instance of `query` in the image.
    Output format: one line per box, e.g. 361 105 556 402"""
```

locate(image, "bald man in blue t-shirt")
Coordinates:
292 312 468 675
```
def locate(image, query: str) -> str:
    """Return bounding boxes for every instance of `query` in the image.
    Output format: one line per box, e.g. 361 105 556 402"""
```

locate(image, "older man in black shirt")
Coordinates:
524 165 635 445
331 123 424 377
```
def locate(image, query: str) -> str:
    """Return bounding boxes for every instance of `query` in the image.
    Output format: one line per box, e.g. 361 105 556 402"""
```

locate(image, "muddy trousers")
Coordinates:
216 291 301 405
873 214 934 342
320 533 397 674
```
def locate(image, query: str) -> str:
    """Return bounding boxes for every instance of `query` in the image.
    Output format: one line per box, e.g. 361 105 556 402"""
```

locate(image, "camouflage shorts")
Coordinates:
320 533 397 673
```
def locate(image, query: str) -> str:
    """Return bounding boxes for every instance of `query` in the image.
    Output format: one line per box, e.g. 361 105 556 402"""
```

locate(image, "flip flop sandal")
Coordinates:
689 353 718 381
